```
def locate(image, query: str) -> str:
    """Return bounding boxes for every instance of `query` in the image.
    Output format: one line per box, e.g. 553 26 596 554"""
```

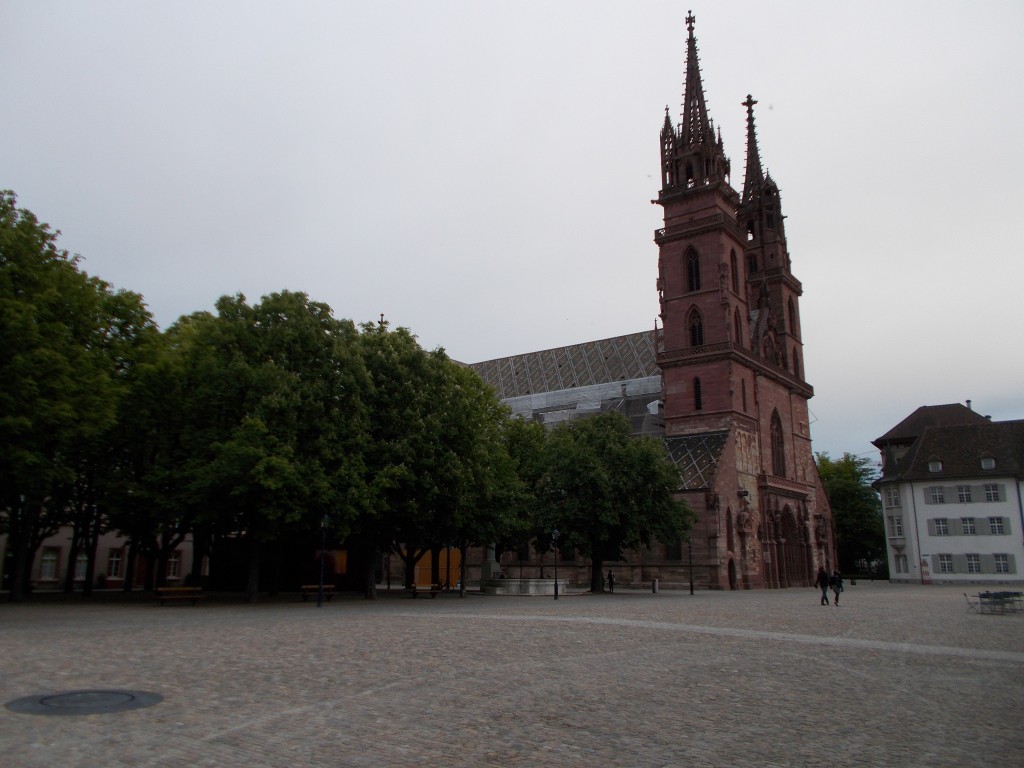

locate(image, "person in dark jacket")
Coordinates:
607 570 615 593
815 567 830 605
831 570 843 606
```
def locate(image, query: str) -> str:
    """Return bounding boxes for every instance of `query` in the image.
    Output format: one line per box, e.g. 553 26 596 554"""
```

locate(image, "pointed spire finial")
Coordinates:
741 94 764 204
686 10 695 34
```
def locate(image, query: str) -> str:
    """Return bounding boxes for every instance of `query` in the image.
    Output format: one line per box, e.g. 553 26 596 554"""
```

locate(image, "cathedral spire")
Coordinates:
741 94 764 205
679 11 714 151
659 11 730 193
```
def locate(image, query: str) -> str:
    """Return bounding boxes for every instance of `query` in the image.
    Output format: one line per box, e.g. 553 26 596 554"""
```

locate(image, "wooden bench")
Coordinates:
155 586 204 606
300 584 334 602
407 585 442 599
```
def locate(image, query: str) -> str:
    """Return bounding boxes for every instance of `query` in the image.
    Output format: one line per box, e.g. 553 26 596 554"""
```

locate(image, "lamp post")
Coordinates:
687 535 694 595
552 528 560 600
317 514 328 608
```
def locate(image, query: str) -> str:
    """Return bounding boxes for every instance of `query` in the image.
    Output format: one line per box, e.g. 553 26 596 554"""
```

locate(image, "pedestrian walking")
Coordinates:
815 566 830 605
607 570 615 593
831 569 843 606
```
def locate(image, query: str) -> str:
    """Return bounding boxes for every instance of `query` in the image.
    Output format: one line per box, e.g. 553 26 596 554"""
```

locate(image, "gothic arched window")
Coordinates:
694 377 703 411
689 309 704 347
788 297 797 338
686 248 701 292
733 308 743 346
771 409 786 477
730 249 739 293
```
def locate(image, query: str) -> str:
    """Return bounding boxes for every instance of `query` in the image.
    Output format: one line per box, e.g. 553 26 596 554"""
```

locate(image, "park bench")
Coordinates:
155 586 205 606
407 584 442 599
300 584 334 602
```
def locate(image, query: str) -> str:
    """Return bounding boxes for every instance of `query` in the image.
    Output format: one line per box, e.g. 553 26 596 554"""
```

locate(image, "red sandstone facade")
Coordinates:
655 13 834 588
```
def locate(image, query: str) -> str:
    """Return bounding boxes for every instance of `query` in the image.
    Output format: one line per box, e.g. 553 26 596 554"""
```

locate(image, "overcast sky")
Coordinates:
3 1 1022 464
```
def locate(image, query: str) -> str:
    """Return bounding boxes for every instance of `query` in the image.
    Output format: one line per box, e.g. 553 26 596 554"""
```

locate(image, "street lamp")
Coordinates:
552 528 560 600
317 514 328 608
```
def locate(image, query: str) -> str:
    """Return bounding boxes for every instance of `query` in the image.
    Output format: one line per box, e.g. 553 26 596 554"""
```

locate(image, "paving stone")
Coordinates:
0 583 1021 767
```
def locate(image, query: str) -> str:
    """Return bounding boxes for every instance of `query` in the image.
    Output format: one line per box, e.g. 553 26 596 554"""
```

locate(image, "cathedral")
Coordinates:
470 13 835 589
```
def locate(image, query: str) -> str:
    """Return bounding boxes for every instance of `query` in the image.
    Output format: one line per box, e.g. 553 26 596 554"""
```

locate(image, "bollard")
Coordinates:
652 578 659 593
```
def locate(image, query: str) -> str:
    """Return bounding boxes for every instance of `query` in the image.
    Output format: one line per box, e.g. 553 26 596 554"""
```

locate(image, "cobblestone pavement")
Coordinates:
1 582 1021 767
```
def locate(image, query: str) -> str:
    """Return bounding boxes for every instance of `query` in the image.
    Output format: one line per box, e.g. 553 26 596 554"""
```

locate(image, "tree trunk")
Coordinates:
591 558 604 593
459 544 468 598
8 501 39 603
245 536 261 603
362 549 377 600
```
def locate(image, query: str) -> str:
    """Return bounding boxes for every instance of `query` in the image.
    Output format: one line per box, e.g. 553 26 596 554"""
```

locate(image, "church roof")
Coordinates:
872 403 989 447
470 330 658 400
663 431 729 490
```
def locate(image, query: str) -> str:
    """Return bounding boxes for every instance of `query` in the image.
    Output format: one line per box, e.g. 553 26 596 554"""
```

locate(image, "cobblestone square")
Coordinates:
1 582 1021 767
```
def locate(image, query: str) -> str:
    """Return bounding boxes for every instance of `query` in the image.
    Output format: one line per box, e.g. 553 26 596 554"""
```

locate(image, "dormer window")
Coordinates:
928 460 943 473
980 456 996 470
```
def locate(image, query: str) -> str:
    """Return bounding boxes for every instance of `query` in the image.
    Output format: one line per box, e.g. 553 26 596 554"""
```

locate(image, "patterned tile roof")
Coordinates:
470 330 658 399
663 431 729 490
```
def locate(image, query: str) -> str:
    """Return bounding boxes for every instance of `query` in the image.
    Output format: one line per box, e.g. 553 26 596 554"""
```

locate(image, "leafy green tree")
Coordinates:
349 322 518 597
0 191 138 600
815 452 884 574
174 292 369 602
536 412 693 592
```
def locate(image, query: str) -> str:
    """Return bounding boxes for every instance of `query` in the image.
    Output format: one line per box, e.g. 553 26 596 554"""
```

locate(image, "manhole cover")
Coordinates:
5 689 163 716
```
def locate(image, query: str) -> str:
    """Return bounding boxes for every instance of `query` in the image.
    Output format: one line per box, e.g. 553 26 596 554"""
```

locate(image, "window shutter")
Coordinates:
951 554 966 574
926 519 936 536
979 554 995 574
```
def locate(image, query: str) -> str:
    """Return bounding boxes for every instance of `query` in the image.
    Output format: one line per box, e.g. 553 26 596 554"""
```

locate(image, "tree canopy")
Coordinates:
815 452 884 574
536 412 694 592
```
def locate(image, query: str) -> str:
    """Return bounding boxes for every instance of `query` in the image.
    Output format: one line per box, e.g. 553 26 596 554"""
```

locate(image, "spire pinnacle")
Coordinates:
741 94 764 204
679 13 713 150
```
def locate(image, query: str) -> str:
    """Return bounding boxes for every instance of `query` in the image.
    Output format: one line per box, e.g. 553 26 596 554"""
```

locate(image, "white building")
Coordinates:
873 404 1024 585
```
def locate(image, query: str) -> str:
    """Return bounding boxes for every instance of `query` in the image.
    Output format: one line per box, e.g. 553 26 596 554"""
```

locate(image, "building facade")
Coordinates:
874 404 1024 585
471 14 835 589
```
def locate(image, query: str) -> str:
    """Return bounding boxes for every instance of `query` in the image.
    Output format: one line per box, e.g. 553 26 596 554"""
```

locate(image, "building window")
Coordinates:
928 460 943 473
935 518 949 536
930 487 945 504
733 308 743 346
895 554 908 574
741 379 747 412
74 553 88 581
893 515 903 536
730 249 739 293
665 541 683 561
885 488 901 508
994 554 1010 574
686 248 701 292
957 485 972 504
984 484 1000 502
989 517 1006 535
167 551 182 579
39 548 60 581
693 377 702 411
747 252 758 274
980 456 995 470
788 297 797 337
770 409 786 477
107 549 123 578
961 517 976 535
938 554 953 574
966 554 981 574
689 309 704 347
792 348 800 379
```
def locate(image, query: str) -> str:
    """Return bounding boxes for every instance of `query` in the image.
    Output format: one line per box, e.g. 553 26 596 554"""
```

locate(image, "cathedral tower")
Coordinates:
655 13 833 589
